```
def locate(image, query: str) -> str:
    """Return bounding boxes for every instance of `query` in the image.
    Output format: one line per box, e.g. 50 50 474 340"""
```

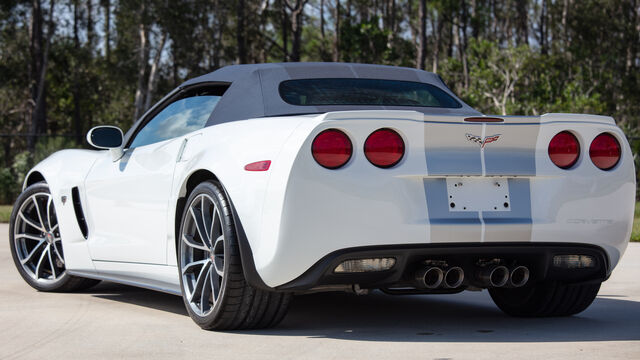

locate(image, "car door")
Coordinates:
83 93 222 264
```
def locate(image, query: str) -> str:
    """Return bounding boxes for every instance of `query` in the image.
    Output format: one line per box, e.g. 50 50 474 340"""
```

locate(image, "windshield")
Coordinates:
279 78 462 108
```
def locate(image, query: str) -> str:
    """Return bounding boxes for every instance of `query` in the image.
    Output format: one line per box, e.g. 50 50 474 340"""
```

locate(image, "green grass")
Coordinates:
632 202 640 242
0 205 11 223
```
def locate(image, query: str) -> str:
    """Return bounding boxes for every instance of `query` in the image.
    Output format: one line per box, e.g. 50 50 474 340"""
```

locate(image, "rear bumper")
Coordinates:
276 243 609 291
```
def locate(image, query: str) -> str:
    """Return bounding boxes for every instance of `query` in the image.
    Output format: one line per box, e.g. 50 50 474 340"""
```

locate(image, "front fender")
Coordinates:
23 149 102 272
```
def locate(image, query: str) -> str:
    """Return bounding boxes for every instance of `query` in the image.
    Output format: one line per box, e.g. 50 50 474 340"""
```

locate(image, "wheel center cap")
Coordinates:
45 232 54 244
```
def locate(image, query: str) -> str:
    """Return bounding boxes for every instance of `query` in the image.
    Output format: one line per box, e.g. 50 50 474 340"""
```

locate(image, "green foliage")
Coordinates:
339 16 393 64
441 39 611 119
0 205 11 223
445 39 532 114
0 167 16 204
10 151 31 194
0 137 77 204
633 202 640 242
0 0 639 204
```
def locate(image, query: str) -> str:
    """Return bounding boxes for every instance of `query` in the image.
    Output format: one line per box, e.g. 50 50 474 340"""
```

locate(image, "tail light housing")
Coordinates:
364 128 405 168
311 129 352 169
589 133 621 170
548 131 580 169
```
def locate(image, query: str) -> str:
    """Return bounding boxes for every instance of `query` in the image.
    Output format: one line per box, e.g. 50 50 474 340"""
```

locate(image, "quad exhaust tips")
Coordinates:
415 267 444 289
415 266 465 289
477 265 510 288
443 267 465 288
476 265 530 288
508 266 530 288
414 264 528 290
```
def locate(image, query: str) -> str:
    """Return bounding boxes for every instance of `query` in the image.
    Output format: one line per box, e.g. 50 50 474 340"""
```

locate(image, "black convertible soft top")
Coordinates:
180 62 481 126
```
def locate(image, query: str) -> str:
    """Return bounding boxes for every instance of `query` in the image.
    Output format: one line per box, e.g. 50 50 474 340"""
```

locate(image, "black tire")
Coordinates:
489 280 601 317
178 180 291 330
9 182 100 292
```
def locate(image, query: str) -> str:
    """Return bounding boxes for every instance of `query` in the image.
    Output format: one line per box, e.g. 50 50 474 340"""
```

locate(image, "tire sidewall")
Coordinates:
178 181 236 328
9 182 71 291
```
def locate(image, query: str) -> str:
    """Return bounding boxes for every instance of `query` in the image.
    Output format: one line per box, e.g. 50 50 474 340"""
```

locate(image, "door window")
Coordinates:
129 95 220 148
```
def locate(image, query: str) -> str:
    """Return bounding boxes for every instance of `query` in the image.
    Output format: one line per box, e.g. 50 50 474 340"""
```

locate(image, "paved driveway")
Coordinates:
1 223 639 359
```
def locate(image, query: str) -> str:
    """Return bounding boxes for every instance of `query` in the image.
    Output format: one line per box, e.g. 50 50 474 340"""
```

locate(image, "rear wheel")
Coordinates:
178 181 290 330
489 280 601 317
9 182 100 292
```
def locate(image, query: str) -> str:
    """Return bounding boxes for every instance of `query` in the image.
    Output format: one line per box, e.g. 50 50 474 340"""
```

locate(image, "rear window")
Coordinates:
279 78 462 108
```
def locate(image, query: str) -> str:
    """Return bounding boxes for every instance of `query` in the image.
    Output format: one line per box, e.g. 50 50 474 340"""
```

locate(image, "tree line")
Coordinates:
1 0 639 202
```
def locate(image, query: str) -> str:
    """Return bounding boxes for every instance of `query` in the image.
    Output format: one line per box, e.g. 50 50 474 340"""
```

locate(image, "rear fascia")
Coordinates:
248 111 634 288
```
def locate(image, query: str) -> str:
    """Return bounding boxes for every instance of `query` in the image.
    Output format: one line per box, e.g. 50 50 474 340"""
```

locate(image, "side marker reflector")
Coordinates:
244 160 271 171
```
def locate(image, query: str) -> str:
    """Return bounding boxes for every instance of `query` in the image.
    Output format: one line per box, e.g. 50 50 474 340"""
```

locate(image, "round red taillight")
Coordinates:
364 128 405 168
311 129 352 169
589 133 621 170
548 131 580 169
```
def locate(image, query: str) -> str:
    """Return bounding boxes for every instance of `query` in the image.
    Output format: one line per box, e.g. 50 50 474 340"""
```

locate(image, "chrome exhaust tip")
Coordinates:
509 266 530 288
443 266 465 288
415 267 444 289
477 265 509 288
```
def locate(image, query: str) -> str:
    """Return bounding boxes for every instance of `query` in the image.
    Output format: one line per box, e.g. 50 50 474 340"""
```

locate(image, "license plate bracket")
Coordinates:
446 178 511 212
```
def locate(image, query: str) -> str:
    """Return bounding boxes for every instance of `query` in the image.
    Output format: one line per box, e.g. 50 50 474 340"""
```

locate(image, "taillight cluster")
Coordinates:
311 129 353 169
548 131 580 169
548 131 620 170
312 128 405 169
589 133 621 170
364 129 405 168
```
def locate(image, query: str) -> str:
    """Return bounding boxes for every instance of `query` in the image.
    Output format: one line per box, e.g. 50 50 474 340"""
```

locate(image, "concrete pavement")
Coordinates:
1 223 639 359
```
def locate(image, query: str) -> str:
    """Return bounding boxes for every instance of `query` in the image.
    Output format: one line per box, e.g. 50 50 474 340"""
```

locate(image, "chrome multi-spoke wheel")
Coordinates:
14 192 65 282
178 180 291 330
10 182 100 292
180 193 225 316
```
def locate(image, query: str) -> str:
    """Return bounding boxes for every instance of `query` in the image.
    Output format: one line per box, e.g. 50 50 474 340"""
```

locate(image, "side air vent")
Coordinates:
71 187 89 239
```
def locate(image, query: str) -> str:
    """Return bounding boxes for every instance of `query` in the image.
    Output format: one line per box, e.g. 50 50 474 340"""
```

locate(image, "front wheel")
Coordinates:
178 180 290 330
9 182 99 292
489 280 601 317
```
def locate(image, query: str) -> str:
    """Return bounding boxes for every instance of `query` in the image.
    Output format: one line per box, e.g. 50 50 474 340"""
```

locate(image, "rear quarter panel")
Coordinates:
531 114 635 269
167 116 316 267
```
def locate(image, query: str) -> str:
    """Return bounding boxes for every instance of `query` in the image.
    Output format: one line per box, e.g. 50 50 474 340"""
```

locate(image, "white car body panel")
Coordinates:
24 110 635 291
83 136 183 264
25 150 99 274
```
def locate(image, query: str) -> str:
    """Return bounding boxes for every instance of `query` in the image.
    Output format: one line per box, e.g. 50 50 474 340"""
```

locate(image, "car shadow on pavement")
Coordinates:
87 282 640 342
266 291 640 342
88 282 188 316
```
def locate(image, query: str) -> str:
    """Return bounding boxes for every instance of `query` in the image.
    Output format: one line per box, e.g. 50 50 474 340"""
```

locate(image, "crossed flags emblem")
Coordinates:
466 133 501 148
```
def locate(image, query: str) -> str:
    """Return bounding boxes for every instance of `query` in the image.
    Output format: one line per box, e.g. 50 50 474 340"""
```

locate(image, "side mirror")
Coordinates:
87 126 123 148
87 126 124 161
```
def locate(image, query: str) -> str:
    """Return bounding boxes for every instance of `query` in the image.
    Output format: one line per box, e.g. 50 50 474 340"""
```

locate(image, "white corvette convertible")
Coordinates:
9 63 635 330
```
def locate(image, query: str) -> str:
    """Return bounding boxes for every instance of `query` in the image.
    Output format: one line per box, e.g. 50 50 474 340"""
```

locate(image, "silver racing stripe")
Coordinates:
424 178 533 243
482 178 533 242
424 123 484 175
424 179 483 243
483 124 539 176
424 121 539 243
